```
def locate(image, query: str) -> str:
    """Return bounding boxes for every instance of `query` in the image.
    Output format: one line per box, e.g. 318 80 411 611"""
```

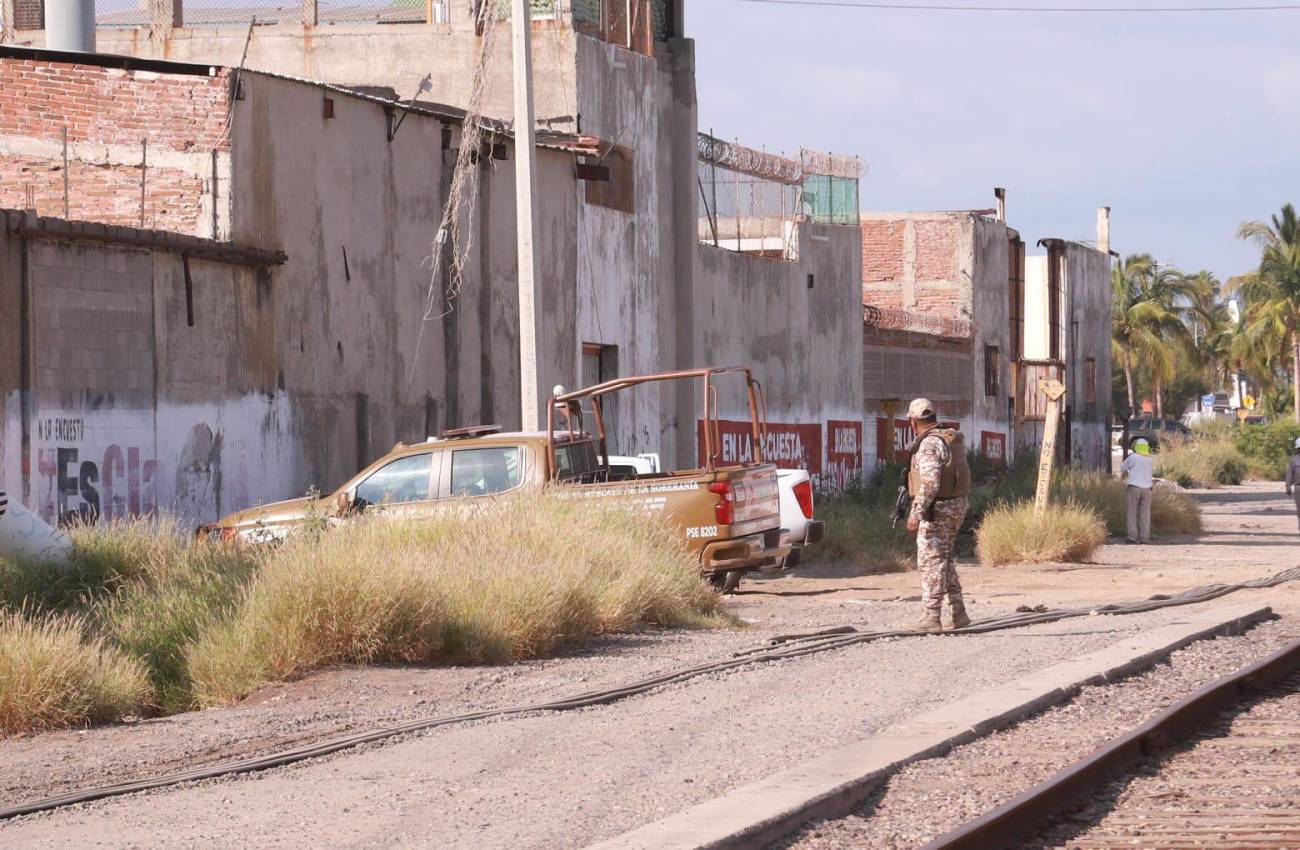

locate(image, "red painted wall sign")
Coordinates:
980 431 1007 465
697 420 823 475
825 419 864 488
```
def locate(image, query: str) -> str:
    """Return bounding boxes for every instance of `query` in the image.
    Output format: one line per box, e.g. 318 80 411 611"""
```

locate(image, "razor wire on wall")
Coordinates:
697 133 863 258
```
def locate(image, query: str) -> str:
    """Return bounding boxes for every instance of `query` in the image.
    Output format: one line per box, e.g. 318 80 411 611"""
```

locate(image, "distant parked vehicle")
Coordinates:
1125 416 1192 451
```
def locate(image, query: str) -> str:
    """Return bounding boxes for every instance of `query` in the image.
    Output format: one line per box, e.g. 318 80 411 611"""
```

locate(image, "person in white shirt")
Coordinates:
1120 438 1155 544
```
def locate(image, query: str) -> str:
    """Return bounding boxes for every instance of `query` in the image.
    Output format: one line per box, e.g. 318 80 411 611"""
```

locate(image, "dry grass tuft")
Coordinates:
0 610 152 736
1155 437 1247 488
1054 471 1202 538
187 493 721 706
976 500 1107 567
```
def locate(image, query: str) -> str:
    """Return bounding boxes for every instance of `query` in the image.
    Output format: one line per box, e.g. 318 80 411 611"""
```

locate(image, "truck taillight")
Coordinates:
709 481 734 525
793 480 814 519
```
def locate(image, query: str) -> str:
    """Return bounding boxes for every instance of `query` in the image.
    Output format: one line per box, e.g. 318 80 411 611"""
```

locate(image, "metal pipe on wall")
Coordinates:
44 0 96 52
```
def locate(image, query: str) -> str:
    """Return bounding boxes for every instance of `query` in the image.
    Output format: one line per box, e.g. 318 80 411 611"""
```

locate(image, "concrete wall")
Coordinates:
1023 254 1049 360
969 217 1013 464
695 222 865 487
1062 242 1112 472
0 63 583 524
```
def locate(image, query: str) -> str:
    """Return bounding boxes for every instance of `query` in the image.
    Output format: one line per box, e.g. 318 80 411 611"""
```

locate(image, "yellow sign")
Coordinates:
1244 395 1256 410
1237 408 1249 421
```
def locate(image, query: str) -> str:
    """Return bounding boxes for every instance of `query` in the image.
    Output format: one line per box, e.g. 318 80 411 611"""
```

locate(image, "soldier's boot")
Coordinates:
913 610 943 634
947 602 971 631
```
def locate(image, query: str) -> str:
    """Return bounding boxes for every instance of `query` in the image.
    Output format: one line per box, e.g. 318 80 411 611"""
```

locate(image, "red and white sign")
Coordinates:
697 420 823 474
980 431 1007 465
825 419 863 489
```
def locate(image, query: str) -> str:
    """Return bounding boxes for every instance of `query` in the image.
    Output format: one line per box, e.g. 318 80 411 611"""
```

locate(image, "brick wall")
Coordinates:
0 58 229 235
861 215 969 320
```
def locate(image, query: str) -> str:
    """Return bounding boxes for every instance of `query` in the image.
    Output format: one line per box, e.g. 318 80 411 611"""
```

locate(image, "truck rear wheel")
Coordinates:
708 570 744 594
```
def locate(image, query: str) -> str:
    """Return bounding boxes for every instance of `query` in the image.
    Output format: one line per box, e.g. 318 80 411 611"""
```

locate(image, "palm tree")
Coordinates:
1229 203 1300 424
1111 254 1199 418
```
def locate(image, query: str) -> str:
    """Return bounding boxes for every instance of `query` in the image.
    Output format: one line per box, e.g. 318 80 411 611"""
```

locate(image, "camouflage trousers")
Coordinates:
917 497 968 613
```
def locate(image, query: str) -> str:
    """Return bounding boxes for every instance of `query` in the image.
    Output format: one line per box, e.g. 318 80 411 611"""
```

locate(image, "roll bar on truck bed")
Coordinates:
545 367 771 479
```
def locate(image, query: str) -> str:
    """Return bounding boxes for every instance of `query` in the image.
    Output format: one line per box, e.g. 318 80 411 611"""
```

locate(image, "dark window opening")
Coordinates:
984 345 1001 399
1085 357 1097 404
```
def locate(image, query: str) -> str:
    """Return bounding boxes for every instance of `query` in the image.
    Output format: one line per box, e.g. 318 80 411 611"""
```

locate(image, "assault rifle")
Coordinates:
891 485 912 529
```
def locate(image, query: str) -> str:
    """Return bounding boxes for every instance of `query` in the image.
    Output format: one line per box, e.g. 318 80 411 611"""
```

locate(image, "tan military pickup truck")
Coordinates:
199 367 794 589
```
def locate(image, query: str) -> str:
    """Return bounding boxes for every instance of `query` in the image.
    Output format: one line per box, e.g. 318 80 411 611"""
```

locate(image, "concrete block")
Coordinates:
585 602 1272 850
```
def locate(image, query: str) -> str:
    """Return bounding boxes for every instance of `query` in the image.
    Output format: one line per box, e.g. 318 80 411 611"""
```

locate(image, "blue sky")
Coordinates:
690 1 1300 280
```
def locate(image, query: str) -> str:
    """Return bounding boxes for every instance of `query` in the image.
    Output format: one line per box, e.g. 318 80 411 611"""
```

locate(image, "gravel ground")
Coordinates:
0 607 1215 849
2 482 1296 849
776 618 1298 850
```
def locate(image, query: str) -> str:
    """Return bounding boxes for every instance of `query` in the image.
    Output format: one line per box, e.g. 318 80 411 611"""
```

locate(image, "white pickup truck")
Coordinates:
606 456 823 579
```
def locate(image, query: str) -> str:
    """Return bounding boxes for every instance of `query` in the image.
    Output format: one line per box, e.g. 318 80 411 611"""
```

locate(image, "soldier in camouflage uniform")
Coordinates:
904 398 972 634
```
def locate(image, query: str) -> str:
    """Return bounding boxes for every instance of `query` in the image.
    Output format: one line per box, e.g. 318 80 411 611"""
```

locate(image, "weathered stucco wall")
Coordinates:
695 222 865 486
572 31 684 461
0 66 582 525
970 217 1013 463
1063 242 1112 471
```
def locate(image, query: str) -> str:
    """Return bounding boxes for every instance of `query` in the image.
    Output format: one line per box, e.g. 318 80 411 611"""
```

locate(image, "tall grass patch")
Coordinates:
976 501 1107 566
187 494 720 706
813 474 914 573
1155 437 1246 488
1054 471 1201 538
0 610 152 735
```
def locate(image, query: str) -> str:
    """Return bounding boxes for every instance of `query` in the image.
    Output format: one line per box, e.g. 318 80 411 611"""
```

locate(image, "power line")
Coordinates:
741 0 1300 12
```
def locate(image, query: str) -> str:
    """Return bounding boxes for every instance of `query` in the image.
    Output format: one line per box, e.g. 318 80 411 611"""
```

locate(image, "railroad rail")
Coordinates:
3 568 1298 823
920 637 1300 850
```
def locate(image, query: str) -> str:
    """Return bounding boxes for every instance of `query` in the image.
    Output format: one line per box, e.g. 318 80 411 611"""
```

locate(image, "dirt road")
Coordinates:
2 482 1297 849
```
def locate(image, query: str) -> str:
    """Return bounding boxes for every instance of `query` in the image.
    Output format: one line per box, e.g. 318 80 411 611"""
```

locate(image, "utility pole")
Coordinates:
1034 378 1066 515
511 0 542 430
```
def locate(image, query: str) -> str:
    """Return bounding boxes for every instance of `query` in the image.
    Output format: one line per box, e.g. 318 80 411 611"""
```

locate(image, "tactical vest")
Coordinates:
907 428 971 499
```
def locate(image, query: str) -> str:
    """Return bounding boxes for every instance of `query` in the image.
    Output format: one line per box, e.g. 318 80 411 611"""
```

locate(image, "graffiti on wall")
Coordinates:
32 412 157 525
825 420 864 489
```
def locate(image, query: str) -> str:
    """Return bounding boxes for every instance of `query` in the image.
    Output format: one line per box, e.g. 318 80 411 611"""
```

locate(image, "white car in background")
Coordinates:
776 468 823 566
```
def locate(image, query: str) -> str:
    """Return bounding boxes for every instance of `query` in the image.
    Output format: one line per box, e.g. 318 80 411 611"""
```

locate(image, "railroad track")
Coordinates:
922 638 1300 850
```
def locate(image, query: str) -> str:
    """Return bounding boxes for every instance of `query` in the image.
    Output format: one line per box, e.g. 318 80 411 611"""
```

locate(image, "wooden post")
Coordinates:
1034 378 1066 515
881 398 900 465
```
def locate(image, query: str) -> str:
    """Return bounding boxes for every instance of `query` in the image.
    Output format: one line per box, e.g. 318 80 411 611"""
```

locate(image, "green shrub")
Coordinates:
975 500 1107 566
1234 421 1300 480
187 493 721 706
1155 437 1247 488
813 484 914 573
0 609 152 736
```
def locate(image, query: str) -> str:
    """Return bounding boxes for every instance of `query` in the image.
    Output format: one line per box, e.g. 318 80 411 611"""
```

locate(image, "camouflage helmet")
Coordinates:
907 398 936 420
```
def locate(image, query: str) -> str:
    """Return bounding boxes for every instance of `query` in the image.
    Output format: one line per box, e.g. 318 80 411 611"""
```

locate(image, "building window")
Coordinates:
582 343 620 443
1085 357 1097 404
984 345 1001 398
583 145 635 214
